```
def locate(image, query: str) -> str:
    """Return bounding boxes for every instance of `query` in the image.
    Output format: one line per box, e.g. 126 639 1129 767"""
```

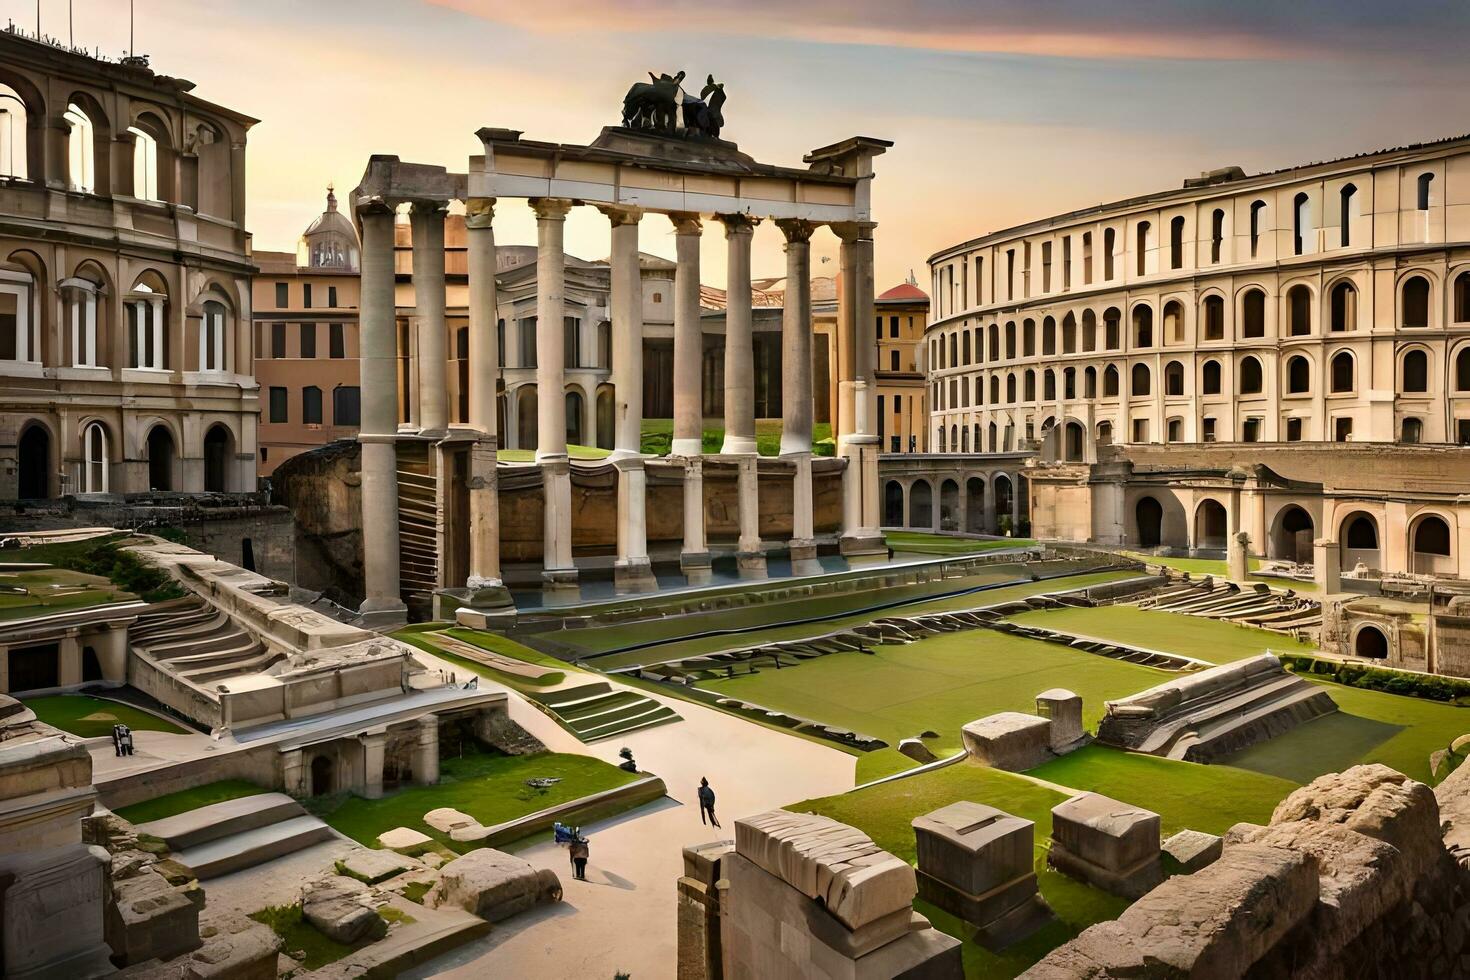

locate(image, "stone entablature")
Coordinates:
922 135 1470 460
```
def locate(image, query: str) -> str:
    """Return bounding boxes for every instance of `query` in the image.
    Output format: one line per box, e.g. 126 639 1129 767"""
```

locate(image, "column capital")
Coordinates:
464 197 497 228
409 199 450 219
530 197 575 220
668 211 703 235
829 220 877 243
775 218 818 244
355 197 396 219
597 204 645 226
716 213 760 237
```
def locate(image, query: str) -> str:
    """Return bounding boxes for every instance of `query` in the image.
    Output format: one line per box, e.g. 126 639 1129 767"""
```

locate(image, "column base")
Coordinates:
721 435 758 455
357 598 408 631
736 550 768 580
435 582 516 622
541 567 580 591
672 438 703 457
681 551 713 585
614 558 659 593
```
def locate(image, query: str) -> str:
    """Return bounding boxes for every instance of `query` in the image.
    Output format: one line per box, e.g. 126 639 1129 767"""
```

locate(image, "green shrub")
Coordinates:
60 543 183 603
1283 653 1470 703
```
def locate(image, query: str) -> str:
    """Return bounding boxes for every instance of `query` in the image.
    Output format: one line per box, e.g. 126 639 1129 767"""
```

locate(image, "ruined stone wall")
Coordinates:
1023 763 1470 979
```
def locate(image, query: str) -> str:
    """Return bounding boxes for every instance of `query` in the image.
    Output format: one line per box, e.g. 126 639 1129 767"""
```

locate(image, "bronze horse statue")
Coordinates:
680 75 726 140
622 71 684 133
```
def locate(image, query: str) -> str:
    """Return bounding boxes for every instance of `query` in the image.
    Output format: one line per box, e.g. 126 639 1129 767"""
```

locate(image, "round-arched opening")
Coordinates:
146 424 175 492
1354 626 1388 660
940 479 960 532
1136 496 1164 548
16 423 50 499
203 423 233 492
1340 512 1380 571
310 755 334 796
1194 499 1228 551
1411 514 1453 575
883 480 904 527
992 474 1013 529
565 388 585 446
81 421 109 494
595 384 614 450
966 478 985 532
909 479 933 529
1270 505 1315 563
1064 422 1085 462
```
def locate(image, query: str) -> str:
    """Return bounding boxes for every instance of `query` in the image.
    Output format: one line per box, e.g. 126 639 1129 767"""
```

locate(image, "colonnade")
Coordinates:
352 133 890 621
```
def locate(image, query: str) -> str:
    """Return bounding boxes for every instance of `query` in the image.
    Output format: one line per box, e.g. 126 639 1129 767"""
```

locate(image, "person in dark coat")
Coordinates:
569 836 590 880
698 777 720 827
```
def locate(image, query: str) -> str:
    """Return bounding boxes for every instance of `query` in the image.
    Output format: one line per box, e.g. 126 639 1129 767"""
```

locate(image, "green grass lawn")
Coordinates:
0 567 133 621
250 903 376 971
1118 551 1318 592
1222 679 1470 785
497 445 610 462
307 748 642 852
885 532 1036 556
25 694 187 738
1008 605 1317 665
701 627 1170 760
115 779 267 825
637 418 835 457
393 627 569 689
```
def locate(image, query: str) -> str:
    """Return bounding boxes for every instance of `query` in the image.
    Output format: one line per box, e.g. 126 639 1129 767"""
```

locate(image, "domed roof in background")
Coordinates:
299 186 360 271
877 281 928 302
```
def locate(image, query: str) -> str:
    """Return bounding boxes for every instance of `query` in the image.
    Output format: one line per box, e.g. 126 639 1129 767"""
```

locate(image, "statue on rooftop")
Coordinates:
622 71 684 134
681 75 726 140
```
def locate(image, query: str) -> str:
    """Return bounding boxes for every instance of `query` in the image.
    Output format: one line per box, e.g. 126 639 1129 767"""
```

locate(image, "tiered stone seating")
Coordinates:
129 595 282 684
135 793 333 880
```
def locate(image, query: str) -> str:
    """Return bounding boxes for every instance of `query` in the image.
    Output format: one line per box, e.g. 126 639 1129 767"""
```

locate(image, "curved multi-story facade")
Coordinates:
926 135 1470 458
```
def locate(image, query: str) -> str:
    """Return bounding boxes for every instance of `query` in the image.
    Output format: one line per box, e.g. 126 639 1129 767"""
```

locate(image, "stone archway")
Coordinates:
146 425 175 492
1354 625 1388 660
1136 496 1164 548
909 479 932 529
1340 512 1380 572
1194 499 1228 551
940 479 959 532
993 474 1013 529
966 477 985 533
16 423 49 499
883 480 904 527
1270 505 1315 563
203 423 233 492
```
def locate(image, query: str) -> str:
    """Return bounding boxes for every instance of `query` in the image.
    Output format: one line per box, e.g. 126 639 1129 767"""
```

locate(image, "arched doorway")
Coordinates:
1354 626 1388 660
203 424 233 492
595 384 615 450
16 423 49 499
993 475 1013 529
966 478 985 532
1411 514 1453 575
1270 505 1315 563
1064 422 1085 462
310 755 333 796
909 480 932 529
1136 497 1164 548
565 388 584 446
146 425 175 492
1340 512 1380 571
940 479 959 531
1194 499 1228 551
883 480 903 527
515 386 537 451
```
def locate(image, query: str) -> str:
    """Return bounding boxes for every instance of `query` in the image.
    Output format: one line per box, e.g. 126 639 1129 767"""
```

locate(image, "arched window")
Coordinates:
1331 351 1355 393
1402 417 1423 444
961 428 969 452
1249 200 1267 257
1061 313 1076 353
1132 305 1153 348
65 103 95 193
1104 228 1116 280
1402 276 1430 328
302 385 322 424
1330 281 1356 332
1024 369 1036 401
62 277 99 367
200 299 227 372
1211 209 1224 263
1241 288 1265 338
1102 365 1120 398
1459 348 1470 391
1082 309 1097 351
1344 515 1378 550
1043 368 1056 400
0 84 29 180
1084 366 1097 398
1287 285 1311 336
960 330 970 365
1239 357 1263 395
1136 220 1151 276
1169 215 1185 269
1402 350 1429 393
1167 418 1183 443
1163 300 1183 343
1131 363 1151 397
987 422 998 452
1063 366 1076 399
1456 272 1470 322
1414 515 1452 558
1023 319 1036 357
948 333 957 367
989 375 999 403
126 280 166 370
1164 360 1184 397
1004 321 1016 359
1418 172 1434 210
1005 373 1017 403
1042 316 1056 356
81 421 108 493
1103 308 1121 350
1097 420 1113 445
987 323 999 360
1203 295 1224 340
949 424 958 453
1202 359 1222 395
1340 183 1357 247
1286 355 1310 394
1293 191 1311 255
127 125 159 202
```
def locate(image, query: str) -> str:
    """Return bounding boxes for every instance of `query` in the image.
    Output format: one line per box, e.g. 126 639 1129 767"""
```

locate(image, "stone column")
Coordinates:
360 731 387 799
1314 538 1341 593
833 221 885 559
58 634 81 688
718 214 765 578
356 203 407 626
532 198 577 588
410 201 449 434
682 456 712 583
460 199 511 613
600 206 656 592
413 716 440 786
670 213 704 456
777 219 819 573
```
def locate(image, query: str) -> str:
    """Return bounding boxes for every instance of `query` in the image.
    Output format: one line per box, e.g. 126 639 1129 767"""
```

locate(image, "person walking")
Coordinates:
569 836 590 881
698 777 720 828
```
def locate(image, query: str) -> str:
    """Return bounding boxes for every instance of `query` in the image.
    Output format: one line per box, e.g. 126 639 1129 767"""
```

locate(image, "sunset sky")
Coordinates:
22 0 1470 289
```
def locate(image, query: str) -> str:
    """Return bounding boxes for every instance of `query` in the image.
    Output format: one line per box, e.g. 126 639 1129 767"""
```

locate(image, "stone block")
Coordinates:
182 915 280 980
1162 829 1223 873
1048 793 1162 899
106 868 203 966
301 876 385 945
898 737 938 764
1034 688 1084 752
423 807 478 834
340 847 415 884
427 847 563 922
376 826 433 854
683 839 734 886
960 712 1053 771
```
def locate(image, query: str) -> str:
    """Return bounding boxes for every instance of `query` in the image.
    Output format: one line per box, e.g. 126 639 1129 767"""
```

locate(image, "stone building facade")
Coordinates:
0 30 259 500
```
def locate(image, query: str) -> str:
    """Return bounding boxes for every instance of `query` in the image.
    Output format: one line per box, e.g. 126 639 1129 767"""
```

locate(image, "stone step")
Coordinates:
1167 685 1337 762
135 792 306 851
1139 675 1325 757
173 814 335 880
